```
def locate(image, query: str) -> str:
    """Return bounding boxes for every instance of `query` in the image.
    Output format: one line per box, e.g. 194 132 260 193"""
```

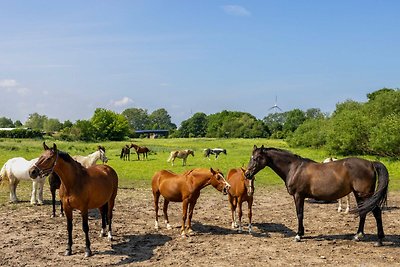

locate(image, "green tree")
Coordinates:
25 113 48 130
71 120 95 141
369 114 400 156
91 108 130 140
44 118 63 132
0 117 14 128
287 118 328 148
283 109 306 133
148 108 177 130
178 112 208 137
122 108 150 130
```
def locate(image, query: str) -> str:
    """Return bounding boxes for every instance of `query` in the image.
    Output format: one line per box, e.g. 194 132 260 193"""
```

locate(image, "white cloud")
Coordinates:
16 87 30 96
111 96 133 107
0 79 18 88
222 5 251 17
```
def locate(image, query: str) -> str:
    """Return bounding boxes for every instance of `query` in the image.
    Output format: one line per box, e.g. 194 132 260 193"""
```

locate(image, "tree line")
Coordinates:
0 88 398 156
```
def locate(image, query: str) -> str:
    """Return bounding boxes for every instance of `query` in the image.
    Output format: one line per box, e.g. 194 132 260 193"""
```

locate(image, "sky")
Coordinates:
0 1 399 126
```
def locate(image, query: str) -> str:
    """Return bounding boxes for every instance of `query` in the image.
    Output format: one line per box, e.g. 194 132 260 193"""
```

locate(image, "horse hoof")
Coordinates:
374 241 383 247
353 233 364 242
64 250 72 256
294 235 301 242
51 214 55 218
84 250 93 258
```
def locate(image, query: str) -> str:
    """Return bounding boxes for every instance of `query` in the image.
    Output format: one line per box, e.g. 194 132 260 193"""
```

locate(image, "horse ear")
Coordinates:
261 145 264 149
253 145 258 151
210 168 215 174
52 143 57 151
240 167 246 173
43 142 49 150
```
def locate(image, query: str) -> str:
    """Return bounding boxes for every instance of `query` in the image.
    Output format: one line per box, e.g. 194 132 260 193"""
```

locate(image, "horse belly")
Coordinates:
159 182 184 202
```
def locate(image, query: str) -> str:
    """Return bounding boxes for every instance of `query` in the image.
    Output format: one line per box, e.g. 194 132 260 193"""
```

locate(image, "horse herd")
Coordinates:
0 142 390 258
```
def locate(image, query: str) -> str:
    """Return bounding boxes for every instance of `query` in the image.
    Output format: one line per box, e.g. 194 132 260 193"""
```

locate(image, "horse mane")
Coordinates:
58 150 87 170
263 147 316 163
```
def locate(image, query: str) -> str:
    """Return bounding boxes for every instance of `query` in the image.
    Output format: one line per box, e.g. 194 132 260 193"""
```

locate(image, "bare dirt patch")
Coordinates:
0 185 399 266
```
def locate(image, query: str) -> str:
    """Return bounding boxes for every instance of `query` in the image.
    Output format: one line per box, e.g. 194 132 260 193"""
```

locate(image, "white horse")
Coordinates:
167 149 194 166
0 157 47 204
72 146 108 168
323 157 351 213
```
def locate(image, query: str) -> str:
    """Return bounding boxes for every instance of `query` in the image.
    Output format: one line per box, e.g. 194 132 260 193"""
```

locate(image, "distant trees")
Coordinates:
122 107 177 132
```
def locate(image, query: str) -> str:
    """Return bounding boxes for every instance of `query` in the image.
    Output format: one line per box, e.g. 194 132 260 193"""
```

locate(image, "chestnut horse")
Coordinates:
152 168 231 236
49 146 109 218
167 149 194 166
29 143 118 257
130 144 150 160
227 167 254 234
245 146 389 246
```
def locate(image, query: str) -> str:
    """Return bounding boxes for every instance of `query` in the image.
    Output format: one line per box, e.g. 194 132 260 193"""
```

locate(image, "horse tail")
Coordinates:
120 149 124 159
355 161 389 217
0 161 8 185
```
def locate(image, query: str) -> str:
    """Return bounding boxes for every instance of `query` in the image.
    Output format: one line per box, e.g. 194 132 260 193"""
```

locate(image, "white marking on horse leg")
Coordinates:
166 222 172 230
337 198 342 212
248 223 252 234
30 182 37 205
100 228 106 237
155 220 159 229
107 231 113 241
294 235 301 242
345 195 350 213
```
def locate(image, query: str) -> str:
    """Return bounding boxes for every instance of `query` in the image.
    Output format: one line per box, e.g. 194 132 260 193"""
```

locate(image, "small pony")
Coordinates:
152 168 231 236
0 157 46 204
323 157 351 213
167 149 194 166
29 142 118 257
204 148 227 160
227 167 255 234
130 144 150 160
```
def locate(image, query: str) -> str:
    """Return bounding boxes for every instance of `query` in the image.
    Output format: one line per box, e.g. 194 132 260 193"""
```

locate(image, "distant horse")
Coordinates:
131 144 150 160
245 146 389 246
323 157 351 213
120 145 130 161
204 148 227 160
0 157 46 204
167 149 194 166
29 142 118 257
227 167 255 234
49 146 109 218
152 168 231 236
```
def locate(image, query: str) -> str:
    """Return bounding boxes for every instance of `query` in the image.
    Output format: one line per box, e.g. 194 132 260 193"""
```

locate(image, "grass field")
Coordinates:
1 137 400 204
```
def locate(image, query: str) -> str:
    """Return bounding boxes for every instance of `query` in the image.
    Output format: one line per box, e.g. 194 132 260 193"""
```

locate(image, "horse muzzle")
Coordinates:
223 183 231 195
28 166 40 179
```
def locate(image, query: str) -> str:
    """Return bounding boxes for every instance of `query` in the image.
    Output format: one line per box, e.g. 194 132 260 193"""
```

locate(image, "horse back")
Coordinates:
152 170 188 202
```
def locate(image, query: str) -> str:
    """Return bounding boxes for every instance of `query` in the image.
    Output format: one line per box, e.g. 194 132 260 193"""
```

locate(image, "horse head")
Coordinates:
245 145 267 180
98 146 108 164
209 168 231 195
29 142 58 179
241 167 254 196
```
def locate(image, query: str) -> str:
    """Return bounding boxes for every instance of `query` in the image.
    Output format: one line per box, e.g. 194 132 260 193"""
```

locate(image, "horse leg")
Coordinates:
51 185 56 218
187 199 198 235
248 198 253 234
37 179 44 205
9 179 19 203
345 195 350 213
99 203 108 237
293 194 305 242
163 199 172 230
153 191 160 229
64 208 73 256
372 206 385 246
181 200 189 236
107 198 115 241
81 210 92 257
337 198 343 212
229 195 237 229
31 180 38 205
237 198 243 233
354 196 366 241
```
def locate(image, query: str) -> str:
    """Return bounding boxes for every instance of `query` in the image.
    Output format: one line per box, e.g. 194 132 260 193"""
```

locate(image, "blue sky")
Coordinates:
0 1 399 126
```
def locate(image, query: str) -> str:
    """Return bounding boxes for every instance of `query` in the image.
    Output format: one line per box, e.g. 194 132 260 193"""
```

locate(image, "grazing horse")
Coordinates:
227 167 254 234
0 157 46 204
323 157 351 213
120 145 130 161
29 142 118 257
49 146 109 218
167 149 194 166
204 148 227 160
245 145 389 246
130 144 150 160
152 168 231 236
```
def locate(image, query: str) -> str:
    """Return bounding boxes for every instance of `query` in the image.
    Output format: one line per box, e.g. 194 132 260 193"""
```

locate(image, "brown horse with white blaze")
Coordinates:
227 167 254 233
152 168 231 236
245 145 389 246
29 142 118 257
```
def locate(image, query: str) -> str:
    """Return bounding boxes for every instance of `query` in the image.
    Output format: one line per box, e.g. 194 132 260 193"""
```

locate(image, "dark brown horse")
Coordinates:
130 143 150 160
120 144 131 161
29 143 118 257
152 168 231 236
227 167 254 234
245 145 389 246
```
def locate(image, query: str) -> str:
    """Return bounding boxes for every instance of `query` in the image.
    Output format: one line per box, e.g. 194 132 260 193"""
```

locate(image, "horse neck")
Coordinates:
266 150 300 183
188 170 212 190
53 157 81 190
86 151 100 166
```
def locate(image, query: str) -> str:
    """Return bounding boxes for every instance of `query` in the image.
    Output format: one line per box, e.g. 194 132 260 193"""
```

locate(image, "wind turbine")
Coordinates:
268 96 282 113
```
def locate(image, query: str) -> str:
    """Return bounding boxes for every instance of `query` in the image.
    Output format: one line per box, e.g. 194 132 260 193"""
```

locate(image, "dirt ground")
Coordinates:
0 185 400 267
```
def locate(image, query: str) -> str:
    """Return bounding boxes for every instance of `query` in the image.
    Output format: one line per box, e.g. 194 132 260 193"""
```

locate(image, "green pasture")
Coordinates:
1 138 400 204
